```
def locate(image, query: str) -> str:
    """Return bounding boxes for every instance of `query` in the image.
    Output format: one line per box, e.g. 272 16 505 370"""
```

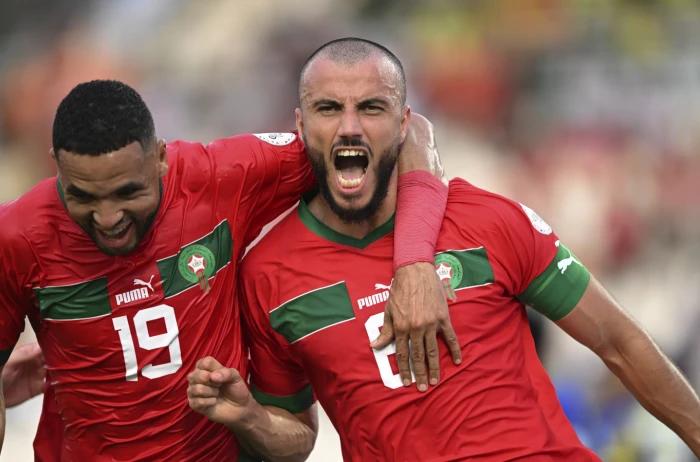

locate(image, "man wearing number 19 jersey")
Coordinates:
0 86 313 459
240 180 601 461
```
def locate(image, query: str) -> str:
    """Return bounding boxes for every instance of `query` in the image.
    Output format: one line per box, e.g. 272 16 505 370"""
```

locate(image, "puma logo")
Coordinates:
374 282 392 291
555 241 581 274
133 275 155 292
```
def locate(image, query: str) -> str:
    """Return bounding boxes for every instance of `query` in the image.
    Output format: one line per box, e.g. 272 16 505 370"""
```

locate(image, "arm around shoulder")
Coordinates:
555 276 700 457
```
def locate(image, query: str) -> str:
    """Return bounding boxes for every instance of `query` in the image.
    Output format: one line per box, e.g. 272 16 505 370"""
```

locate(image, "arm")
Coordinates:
0 365 5 453
187 357 317 462
1 343 45 407
374 113 461 391
556 276 700 457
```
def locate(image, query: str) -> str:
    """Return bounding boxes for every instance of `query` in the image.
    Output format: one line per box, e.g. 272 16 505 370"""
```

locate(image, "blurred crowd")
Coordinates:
1 1 698 461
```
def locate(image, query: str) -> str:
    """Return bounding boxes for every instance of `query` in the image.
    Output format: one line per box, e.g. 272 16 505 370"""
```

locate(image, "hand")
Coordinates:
187 356 258 429
371 262 461 391
2 343 46 407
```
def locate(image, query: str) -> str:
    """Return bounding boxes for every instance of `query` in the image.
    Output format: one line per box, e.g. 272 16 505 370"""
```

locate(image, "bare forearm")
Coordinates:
228 405 315 462
0 387 5 452
598 329 700 456
398 113 445 179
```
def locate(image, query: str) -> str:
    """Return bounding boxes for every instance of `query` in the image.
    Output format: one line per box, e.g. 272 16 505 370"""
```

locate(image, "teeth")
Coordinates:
101 223 129 237
336 150 364 157
337 173 363 188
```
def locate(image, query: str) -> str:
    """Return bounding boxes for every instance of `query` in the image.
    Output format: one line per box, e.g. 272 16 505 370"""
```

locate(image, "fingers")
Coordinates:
440 319 462 365
394 331 412 388
424 328 440 386
195 356 224 372
410 329 429 392
370 309 395 349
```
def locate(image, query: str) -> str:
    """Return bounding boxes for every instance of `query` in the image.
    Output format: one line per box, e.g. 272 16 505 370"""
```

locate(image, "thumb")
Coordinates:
370 310 395 349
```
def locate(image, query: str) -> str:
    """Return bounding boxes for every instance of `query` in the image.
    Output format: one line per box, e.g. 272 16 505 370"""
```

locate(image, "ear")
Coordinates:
156 139 168 177
294 108 304 137
399 105 411 143
50 148 58 163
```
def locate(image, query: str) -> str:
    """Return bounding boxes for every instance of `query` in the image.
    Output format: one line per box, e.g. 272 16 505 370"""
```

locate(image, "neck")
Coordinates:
308 170 397 239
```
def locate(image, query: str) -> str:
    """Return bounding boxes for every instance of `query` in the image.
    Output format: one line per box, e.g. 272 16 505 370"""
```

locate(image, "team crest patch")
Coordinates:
520 203 552 235
178 244 215 292
434 253 463 290
253 133 296 146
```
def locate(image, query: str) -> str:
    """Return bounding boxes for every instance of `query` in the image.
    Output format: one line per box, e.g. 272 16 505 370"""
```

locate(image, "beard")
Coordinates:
306 139 400 224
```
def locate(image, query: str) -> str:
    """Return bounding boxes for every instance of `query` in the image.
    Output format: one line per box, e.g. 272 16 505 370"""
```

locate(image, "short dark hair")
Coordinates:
299 37 406 105
52 80 155 156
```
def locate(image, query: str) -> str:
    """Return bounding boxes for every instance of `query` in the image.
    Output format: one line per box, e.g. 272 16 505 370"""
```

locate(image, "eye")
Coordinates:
363 105 383 114
318 105 339 115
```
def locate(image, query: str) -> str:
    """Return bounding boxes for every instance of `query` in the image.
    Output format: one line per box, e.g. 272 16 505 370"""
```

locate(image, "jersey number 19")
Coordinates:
112 304 183 381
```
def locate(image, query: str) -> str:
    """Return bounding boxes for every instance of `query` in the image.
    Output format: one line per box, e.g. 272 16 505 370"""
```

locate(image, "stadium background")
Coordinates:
1 0 699 460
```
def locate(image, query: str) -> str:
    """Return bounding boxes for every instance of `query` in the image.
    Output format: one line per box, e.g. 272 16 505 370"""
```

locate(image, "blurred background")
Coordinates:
1 0 699 460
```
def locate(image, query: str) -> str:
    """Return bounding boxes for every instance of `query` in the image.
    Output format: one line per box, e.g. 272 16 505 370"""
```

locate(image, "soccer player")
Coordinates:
188 38 700 460
0 79 457 460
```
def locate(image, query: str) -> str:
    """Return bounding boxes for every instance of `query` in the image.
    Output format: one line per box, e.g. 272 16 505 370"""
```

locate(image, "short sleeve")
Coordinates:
0 214 34 365
207 133 315 251
475 194 590 321
239 261 314 414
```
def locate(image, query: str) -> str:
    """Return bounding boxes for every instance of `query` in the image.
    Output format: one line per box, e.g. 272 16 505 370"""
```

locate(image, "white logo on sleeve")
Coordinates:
555 241 581 274
520 203 552 235
253 133 296 146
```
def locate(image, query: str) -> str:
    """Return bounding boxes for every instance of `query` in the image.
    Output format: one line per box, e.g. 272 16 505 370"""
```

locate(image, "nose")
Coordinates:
337 108 362 138
92 202 125 230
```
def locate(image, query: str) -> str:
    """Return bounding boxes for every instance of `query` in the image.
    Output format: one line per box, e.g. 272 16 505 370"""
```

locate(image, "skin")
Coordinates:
191 53 700 458
297 54 460 389
1 343 45 407
557 276 700 458
52 139 168 256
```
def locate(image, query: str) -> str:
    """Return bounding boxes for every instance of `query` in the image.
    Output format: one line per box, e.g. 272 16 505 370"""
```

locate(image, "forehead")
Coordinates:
301 55 402 104
57 142 151 190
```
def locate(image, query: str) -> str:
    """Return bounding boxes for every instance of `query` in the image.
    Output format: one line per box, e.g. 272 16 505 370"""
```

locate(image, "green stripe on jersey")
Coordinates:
35 278 111 320
251 384 314 414
298 200 394 248
270 281 354 343
518 242 590 321
157 220 233 298
434 247 494 291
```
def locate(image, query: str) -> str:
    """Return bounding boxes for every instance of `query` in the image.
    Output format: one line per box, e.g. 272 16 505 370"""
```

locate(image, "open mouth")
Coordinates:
95 221 133 243
334 149 369 189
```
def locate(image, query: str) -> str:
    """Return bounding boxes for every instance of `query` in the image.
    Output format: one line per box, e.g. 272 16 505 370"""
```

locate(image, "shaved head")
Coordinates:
299 37 406 105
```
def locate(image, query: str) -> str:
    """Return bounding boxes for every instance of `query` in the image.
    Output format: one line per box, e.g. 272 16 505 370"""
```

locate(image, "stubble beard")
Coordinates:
306 142 400 224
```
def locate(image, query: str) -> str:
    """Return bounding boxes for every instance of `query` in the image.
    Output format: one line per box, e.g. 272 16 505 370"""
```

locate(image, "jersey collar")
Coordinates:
297 199 394 249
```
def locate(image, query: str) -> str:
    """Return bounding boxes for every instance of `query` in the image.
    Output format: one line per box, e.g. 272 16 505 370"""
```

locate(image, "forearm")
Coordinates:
397 113 445 179
228 405 315 462
0 383 5 452
597 327 700 455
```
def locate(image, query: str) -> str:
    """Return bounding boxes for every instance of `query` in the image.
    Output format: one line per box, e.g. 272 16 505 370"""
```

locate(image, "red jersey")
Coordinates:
0 132 313 461
240 178 600 462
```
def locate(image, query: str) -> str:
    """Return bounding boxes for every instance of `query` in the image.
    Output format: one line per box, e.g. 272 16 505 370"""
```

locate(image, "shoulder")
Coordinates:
445 178 544 235
207 132 303 160
240 206 303 276
0 179 58 242
0 179 59 270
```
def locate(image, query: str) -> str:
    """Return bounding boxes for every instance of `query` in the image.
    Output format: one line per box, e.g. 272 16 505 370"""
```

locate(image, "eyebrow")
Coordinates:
357 98 390 109
66 181 145 200
312 99 342 109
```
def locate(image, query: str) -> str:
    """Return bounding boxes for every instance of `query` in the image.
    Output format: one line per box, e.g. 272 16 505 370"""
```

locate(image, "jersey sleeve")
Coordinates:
452 182 590 321
239 261 314 414
0 210 34 365
207 133 315 250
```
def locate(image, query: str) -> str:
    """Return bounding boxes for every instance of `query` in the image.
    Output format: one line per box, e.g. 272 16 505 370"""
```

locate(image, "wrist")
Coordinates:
394 171 448 270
